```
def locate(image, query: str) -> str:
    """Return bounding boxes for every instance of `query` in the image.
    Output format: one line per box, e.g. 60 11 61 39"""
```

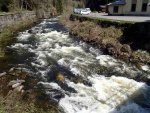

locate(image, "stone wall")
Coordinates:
0 12 36 29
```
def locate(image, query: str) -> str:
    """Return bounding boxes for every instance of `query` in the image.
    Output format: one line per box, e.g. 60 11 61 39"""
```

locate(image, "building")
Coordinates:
100 5 106 12
107 0 150 16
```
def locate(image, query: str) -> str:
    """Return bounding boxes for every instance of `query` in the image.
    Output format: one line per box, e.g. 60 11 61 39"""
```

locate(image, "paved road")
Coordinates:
84 13 150 22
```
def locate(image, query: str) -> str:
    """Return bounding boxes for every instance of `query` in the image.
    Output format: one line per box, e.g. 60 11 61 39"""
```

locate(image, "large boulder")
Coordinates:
56 73 65 82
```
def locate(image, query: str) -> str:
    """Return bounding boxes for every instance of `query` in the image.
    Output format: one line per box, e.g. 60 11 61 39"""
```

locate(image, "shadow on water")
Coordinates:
109 86 150 113
43 19 68 33
102 66 150 85
119 22 150 52
9 35 38 73
0 37 17 73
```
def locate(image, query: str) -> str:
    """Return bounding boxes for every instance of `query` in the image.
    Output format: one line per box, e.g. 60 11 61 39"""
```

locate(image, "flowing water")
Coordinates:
9 18 150 113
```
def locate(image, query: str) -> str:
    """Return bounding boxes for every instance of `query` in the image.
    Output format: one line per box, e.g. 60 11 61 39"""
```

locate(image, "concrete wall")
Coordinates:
108 5 124 15
0 12 36 28
108 0 150 15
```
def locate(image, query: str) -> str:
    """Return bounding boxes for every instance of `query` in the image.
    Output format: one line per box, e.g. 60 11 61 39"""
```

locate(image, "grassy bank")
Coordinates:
59 14 150 66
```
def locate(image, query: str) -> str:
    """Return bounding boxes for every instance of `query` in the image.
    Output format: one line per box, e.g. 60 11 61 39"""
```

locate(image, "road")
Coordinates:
84 13 150 22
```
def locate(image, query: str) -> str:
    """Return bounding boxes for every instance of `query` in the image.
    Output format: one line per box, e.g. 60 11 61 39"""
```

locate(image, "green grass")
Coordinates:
0 52 4 58
0 104 5 113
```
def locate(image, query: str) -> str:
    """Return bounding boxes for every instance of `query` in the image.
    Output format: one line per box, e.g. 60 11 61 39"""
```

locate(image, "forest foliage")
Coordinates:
0 0 115 17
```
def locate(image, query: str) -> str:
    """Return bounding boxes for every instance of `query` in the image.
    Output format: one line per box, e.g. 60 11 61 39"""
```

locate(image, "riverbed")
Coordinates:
8 18 150 113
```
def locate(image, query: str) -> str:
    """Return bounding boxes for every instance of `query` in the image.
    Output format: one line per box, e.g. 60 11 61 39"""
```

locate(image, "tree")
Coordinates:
0 0 11 12
98 0 116 4
57 0 63 15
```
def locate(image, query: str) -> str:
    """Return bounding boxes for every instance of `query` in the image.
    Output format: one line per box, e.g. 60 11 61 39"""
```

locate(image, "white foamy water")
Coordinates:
60 76 150 113
10 18 150 113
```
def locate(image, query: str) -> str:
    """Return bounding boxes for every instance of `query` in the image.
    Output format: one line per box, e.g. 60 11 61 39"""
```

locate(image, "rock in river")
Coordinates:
8 80 25 87
0 72 7 77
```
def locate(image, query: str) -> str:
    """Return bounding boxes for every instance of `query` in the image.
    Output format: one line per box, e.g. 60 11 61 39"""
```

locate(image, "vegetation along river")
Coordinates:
8 18 150 113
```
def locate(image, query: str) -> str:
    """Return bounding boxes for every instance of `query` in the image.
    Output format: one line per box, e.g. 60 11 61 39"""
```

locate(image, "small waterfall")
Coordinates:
10 18 150 113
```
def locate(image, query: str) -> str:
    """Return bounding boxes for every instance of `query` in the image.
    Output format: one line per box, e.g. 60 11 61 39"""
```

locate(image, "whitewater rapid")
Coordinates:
10 18 150 113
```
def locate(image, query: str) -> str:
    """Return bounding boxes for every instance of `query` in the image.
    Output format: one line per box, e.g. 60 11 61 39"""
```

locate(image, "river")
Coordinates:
9 18 150 113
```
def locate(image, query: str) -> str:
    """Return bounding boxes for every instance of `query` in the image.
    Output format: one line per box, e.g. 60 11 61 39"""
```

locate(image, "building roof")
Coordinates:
107 1 126 6
100 5 106 8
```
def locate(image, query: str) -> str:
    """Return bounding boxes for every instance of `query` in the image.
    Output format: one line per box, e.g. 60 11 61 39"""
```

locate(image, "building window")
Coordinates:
142 3 147 11
131 0 137 12
113 6 118 13
142 0 148 12
131 4 136 12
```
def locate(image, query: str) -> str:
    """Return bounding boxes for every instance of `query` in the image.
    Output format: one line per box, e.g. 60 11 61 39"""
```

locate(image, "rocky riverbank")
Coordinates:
0 67 63 113
59 14 150 67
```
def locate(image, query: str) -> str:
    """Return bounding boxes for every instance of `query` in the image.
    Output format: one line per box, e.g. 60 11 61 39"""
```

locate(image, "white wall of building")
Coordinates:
108 0 150 15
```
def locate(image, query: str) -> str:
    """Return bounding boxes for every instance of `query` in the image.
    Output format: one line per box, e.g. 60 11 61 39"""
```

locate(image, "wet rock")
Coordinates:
12 83 21 88
8 80 25 87
56 74 65 82
73 77 83 84
36 82 53 90
21 90 25 93
8 67 22 76
73 77 91 86
9 67 15 72
83 80 92 87
10 73 16 76
41 29 51 33
0 72 7 77
41 29 46 33
47 89 65 102
36 83 65 102
28 29 37 34
56 81 77 93
15 85 24 92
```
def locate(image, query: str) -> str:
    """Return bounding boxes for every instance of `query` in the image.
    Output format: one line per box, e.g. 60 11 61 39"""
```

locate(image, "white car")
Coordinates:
86 8 91 14
80 10 90 15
